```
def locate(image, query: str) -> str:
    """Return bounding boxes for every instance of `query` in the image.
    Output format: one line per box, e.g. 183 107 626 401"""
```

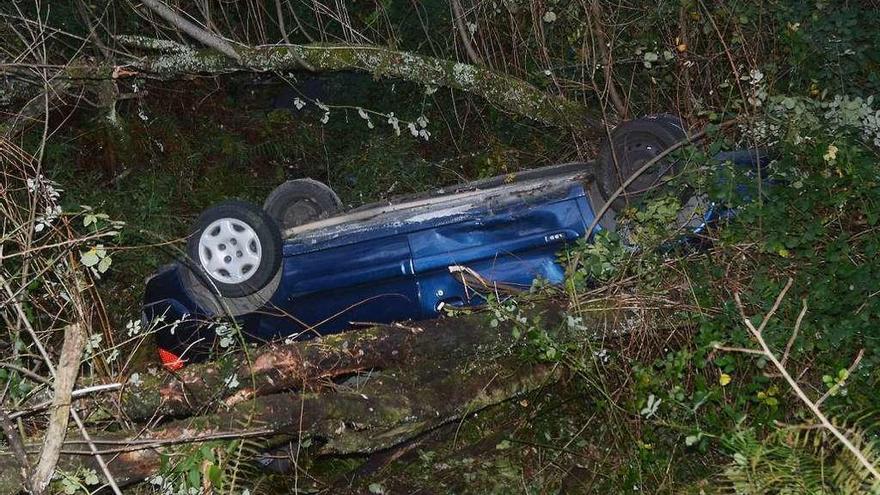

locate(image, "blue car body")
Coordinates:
144 164 602 359
143 151 765 362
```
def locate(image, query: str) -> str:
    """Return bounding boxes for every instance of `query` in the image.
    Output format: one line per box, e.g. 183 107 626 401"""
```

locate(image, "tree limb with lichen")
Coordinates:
3 36 601 131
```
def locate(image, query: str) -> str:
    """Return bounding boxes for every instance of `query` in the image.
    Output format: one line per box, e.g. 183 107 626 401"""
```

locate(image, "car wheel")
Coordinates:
263 178 343 231
596 114 688 212
185 200 282 299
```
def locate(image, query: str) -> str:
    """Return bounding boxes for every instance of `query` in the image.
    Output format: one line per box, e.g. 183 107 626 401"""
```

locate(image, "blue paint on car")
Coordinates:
144 176 603 360
143 150 767 364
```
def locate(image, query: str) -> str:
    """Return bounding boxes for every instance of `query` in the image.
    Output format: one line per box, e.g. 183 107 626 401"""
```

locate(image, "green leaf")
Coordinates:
80 249 100 267
83 470 99 485
97 256 112 273
188 466 200 488
61 478 78 495
200 445 215 463
208 464 222 486
495 439 512 450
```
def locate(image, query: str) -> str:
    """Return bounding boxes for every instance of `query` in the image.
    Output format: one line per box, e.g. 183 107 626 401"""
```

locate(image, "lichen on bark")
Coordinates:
114 38 600 129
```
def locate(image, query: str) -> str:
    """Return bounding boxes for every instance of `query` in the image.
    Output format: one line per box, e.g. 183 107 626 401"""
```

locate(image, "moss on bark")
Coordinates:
114 37 600 129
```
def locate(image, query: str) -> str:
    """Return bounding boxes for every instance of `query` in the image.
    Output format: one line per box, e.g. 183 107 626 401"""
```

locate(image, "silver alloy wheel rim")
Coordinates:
198 217 262 284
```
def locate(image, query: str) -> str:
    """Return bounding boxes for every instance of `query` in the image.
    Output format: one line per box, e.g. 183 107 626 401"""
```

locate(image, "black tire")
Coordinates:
185 200 282 299
263 179 343 231
597 114 687 212
180 263 282 317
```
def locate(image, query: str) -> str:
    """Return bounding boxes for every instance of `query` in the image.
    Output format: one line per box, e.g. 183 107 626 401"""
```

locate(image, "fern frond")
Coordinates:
720 416 880 494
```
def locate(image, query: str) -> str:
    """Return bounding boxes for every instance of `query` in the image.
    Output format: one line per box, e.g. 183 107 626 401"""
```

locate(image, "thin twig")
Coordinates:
587 0 626 117
780 298 807 366
0 362 50 385
51 429 276 455
9 383 123 420
712 344 765 356
0 408 30 491
273 0 315 71
450 0 483 65
815 348 865 407
753 278 794 334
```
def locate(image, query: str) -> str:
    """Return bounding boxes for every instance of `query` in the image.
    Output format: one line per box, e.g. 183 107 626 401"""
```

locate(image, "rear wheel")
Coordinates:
263 179 343 231
596 115 687 212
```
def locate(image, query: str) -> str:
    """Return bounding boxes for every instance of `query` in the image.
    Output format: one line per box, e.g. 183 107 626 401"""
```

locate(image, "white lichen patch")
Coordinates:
115 35 193 54
452 63 477 86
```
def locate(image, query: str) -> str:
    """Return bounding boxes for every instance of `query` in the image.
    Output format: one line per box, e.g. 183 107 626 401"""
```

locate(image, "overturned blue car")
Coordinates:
141 116 760 369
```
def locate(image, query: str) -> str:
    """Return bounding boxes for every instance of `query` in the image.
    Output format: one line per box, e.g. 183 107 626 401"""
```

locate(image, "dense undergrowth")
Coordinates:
2 0 880 493
548 120 880 492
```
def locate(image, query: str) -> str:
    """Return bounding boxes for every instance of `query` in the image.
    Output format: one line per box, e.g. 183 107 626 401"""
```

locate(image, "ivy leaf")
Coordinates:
208 464 222 486
200 446 215 463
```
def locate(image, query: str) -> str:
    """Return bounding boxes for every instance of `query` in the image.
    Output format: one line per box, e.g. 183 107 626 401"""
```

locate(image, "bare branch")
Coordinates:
587 0 626 118
780 298 807 366
450 0 483 66
727 280 880 483
29 324 85 494
273 0 315 71
140 0 241 62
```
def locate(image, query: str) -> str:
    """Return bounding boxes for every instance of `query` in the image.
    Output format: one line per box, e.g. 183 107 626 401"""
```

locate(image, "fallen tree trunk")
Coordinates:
0 300 630 493
121 302 568 422
2 38 600 134
0 347 557 491
124 38 601 129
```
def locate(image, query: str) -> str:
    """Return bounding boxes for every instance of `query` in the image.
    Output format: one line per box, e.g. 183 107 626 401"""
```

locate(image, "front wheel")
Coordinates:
185 200 282 299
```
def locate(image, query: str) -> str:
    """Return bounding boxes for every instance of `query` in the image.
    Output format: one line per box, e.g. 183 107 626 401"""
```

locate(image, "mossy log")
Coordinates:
0 301 635 492
0 354 556 491
0 302 591 493
121 303 567 422
131 41 599 128
4 37 600 130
